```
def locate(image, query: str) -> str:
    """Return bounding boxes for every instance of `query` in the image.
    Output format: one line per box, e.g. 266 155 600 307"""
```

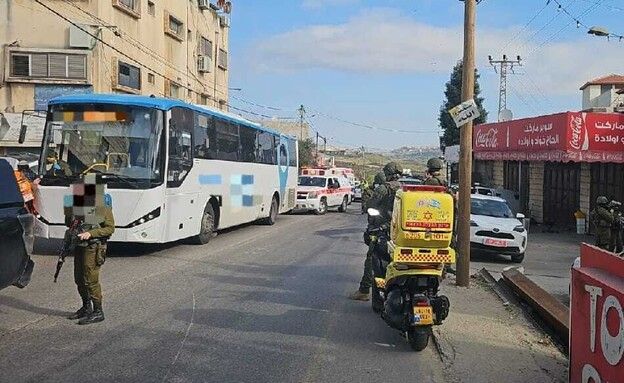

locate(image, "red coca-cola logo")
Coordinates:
475 128 498 148
569 115 585 150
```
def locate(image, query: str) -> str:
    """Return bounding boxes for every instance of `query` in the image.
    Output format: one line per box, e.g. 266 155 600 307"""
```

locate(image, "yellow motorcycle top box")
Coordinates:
391 185 454 249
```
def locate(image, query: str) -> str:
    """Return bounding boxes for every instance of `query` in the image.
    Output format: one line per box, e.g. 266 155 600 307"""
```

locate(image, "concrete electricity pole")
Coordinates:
457 0 476 288
488 55 522 121
298 105 306 139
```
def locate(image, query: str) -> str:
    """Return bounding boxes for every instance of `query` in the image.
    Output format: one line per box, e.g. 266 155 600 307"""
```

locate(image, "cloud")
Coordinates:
301 0 359 10
250 8 624 96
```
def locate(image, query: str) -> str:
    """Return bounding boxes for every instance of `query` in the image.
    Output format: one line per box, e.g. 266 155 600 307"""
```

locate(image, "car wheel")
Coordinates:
338 196 348 213
511 252 525 263
315 198 328 215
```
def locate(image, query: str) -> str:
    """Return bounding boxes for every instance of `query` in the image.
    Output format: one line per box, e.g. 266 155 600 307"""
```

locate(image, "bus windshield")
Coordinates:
39 104 164 188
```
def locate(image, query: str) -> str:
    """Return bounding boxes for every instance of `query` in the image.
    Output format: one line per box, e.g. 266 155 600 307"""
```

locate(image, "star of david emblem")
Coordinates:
423 211 433 220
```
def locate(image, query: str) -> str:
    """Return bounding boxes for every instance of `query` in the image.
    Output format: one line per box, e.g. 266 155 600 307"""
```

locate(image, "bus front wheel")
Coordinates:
193 203 215 245
262 195 279 225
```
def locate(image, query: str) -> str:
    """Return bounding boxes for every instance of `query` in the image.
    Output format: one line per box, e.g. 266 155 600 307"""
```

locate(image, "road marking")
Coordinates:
162 292 196 382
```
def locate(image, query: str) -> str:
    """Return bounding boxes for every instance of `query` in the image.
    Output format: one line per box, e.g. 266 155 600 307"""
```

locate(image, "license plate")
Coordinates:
412 306 434 325
484 238 508 247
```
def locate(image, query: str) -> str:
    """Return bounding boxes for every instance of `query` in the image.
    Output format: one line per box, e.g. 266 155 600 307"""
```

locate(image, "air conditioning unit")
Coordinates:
219 15 230 28
197 55 212 73
198 0 210 10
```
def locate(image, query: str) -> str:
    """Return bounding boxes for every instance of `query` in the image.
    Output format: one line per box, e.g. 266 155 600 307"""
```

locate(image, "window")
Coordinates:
147 73 155 84
215 120 239 161
8 50 87 82
147 1 155 16
165 80 180 98
287 138 297 167
193 112 216 159
601 84 613 94
117 61 141 90
239 126 258 163
278 141 288 167
113 0 141 18
257 131 276 165
165 12 184 41
199 37 213 58
168 107 194 186
218 49 228 70
200 94 209 105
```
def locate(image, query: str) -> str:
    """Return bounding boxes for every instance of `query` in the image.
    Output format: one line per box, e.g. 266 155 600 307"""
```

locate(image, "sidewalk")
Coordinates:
433 274 568 383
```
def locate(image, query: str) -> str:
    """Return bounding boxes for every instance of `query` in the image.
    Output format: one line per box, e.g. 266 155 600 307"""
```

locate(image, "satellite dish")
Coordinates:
499 109 513 122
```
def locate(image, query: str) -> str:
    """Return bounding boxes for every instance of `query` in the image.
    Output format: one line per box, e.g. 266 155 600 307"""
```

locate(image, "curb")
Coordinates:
431 327 456 367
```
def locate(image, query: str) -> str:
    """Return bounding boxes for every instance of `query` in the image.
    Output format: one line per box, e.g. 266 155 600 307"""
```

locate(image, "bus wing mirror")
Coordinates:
18 125 27 144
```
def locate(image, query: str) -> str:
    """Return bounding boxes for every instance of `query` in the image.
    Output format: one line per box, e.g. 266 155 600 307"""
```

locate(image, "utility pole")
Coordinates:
488 55 521 121
298 105 306 139
361 146 366 180
457 0 476 288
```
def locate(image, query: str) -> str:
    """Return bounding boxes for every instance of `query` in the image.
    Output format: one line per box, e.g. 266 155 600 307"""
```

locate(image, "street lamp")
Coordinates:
228 87 242 91
588 26 610 37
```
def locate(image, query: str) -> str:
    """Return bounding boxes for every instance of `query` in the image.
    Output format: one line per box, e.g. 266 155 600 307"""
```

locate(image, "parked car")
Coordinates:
295 175 352 215
470 194 527 263
0 159 35 290
353 180 362 201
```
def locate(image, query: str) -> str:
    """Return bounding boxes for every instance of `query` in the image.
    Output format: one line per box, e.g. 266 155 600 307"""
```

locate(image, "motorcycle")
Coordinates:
367 184 455 351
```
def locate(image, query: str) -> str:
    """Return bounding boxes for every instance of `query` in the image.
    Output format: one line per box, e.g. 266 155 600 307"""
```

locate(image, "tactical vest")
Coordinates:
380 181 401 221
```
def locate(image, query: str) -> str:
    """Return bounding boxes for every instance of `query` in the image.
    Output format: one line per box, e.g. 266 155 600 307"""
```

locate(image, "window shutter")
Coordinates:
49 54 67 78
164 79 171 97
10 54 30 77
218 49 228 69
30 54 48 77
67 55 86 78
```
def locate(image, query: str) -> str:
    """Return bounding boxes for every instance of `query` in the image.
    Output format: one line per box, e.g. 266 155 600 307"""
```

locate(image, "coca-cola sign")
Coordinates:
569 114 586 150
475 128 498 149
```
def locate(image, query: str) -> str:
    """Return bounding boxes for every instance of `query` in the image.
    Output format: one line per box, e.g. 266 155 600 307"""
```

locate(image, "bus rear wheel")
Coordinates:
262 196 279 225
193 203 215 245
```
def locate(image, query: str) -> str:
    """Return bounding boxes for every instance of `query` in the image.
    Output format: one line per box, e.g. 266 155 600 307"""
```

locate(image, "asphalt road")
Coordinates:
0 204 446 383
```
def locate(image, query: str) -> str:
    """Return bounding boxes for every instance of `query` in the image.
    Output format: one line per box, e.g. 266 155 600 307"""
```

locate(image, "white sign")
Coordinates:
449 99 480 128
444 145 460 163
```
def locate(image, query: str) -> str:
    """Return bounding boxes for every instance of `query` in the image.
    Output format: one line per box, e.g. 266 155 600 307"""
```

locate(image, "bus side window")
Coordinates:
239 125 258 163
215 120 239 161
287 138 297 167
168 107 193 186
257 131 276 165
279 141 288 167
194 112 216 159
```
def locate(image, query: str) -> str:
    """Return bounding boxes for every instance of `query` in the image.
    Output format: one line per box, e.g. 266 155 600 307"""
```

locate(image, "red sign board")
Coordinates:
473 112 624 163
569 244 624 382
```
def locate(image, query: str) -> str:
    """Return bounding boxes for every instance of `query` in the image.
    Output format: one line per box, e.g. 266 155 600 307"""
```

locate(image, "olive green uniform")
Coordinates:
423 175 447 186
70 207 114 306
591 205 613 250
358 180 401 293
610 210 623 253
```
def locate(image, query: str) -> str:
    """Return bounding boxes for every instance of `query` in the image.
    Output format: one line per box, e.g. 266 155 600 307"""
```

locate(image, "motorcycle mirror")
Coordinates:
367 208 381 217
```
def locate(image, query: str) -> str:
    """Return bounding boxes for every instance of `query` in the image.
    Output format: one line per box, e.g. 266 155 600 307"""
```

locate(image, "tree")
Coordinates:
438 60 488 148
298 138 316 168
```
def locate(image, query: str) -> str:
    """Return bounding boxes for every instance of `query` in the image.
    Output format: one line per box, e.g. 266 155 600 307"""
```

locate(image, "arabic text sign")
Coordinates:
569 245 624 383
449 99 480 128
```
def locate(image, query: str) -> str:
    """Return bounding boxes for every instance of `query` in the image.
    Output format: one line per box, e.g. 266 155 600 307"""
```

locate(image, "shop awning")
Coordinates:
473 112 624 163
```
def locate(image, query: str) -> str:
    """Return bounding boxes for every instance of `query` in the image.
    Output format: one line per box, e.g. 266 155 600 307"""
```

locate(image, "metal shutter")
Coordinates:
67 55 86 78
30 54 48 77
49 54 67 78
10 54 30 77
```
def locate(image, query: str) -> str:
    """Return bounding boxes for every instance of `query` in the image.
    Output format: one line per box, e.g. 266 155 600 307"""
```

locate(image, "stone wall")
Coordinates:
528 162 544 223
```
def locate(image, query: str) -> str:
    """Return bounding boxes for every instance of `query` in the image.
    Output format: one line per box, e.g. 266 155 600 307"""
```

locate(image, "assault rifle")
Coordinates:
53 218 83 282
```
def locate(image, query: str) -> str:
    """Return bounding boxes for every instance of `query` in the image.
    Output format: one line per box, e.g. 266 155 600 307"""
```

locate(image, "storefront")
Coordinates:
473 112 624 227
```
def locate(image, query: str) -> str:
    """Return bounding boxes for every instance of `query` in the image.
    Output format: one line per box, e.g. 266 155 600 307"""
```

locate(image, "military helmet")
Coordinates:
596 196 609 205
383 162 402 178
427 157 444 171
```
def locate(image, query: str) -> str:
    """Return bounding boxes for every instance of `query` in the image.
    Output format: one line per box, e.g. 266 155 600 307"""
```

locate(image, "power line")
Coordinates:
309 109 433 134
499 2 551 55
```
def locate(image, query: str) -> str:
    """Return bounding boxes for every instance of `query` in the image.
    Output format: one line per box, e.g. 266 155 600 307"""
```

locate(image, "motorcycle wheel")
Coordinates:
407 327 431 352
371 283 383 313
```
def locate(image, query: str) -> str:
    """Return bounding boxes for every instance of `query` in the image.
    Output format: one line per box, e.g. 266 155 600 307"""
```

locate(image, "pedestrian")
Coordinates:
423 157 447 187
361 171 385 214
349 162 402 301
590 196 614 251
14 161 37 215
65 173 115 325
608 200 623 253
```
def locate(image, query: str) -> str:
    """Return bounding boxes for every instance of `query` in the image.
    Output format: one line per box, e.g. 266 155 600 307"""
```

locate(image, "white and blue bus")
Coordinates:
33 94 298 244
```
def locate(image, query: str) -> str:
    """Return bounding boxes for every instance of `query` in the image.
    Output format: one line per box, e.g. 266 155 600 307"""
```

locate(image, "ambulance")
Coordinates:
296 168 353 215
301 167 357 203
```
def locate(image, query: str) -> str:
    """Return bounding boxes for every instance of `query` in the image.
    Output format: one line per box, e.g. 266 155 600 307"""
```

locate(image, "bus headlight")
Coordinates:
128 207 161 228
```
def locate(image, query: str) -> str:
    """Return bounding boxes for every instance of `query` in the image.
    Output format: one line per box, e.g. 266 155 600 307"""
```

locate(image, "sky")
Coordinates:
227 0 624 150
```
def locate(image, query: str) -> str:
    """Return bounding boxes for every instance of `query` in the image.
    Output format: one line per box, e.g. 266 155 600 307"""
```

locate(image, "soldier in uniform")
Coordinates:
349 162 402 301
361 171 386 213
423 157 447 187
590 196 614 251
65 174 115 325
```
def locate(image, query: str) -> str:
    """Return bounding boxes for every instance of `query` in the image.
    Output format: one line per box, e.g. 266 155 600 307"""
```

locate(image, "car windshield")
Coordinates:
471 198 514 218
298 176 326 187
39 103 164 189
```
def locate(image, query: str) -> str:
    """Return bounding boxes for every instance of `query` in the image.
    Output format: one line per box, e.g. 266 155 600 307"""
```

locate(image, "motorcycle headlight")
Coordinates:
513 225 525 233
308 191 318 199
127 207 161 228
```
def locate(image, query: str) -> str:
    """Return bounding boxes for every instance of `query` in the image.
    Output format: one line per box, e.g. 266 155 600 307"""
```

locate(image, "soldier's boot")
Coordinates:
68 299 92 320
348 289 370 301
78 302 105 325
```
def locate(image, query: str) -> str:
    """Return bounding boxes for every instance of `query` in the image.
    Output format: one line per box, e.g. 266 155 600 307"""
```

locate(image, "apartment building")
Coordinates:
0 0 231 155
